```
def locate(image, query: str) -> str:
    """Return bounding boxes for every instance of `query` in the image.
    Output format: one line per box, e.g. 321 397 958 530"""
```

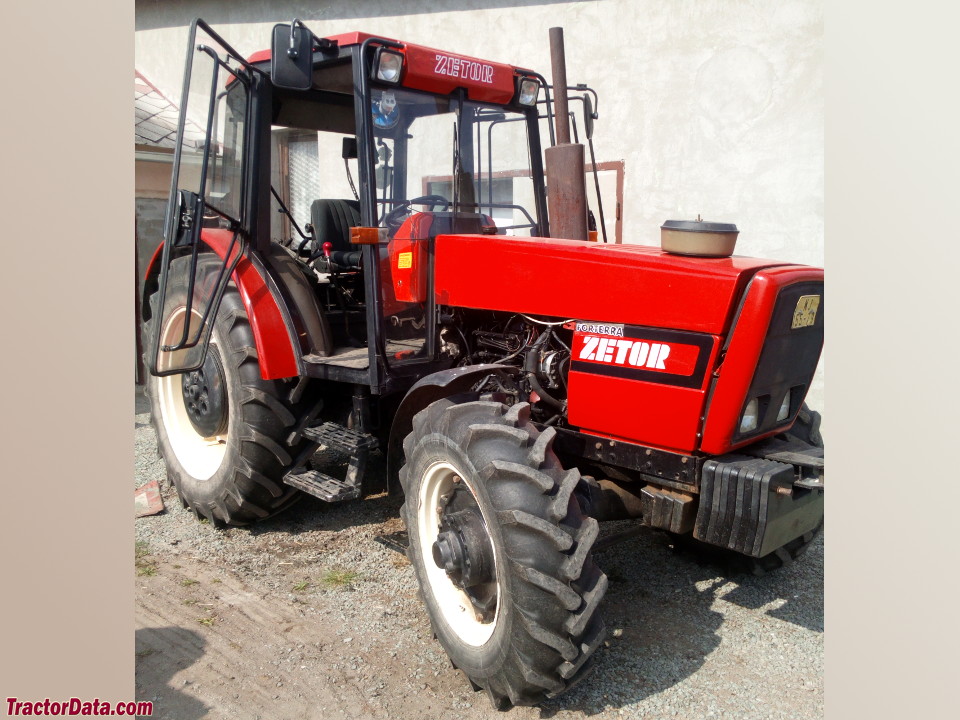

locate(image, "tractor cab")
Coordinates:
146 19 554 399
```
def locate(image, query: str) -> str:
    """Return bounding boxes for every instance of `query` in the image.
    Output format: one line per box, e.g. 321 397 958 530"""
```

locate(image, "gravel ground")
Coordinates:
135 386 823 720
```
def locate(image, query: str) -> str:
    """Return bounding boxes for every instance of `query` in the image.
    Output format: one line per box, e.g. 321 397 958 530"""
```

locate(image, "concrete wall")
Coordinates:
136 0 824 419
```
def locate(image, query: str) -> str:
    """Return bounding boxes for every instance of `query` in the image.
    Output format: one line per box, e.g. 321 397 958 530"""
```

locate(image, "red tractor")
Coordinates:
142 19 824 710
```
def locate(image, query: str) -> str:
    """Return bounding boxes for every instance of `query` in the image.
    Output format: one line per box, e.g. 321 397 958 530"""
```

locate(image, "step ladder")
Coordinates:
283 422 379 503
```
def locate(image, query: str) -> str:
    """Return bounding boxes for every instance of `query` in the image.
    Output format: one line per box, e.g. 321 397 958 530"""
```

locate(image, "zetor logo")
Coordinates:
434 53 495 84
573 322 700 376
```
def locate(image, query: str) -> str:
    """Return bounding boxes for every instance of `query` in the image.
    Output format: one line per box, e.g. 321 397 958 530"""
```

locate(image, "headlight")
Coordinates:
374 49 404 84
517 77 540 106
776 392 792 422
740 397 759 434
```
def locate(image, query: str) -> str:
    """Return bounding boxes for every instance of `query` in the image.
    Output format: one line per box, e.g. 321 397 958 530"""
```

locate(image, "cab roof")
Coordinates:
247 32 534 105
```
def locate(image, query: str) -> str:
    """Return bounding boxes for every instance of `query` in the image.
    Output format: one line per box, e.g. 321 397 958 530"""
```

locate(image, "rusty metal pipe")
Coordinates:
545 144 588 240
549 27 571 145
545 27 589 241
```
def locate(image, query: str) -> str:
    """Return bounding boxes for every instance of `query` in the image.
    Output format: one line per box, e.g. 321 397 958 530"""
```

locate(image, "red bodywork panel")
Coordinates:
434 235 788 334
247 33 524 104
567 324 723 452
399 43 517 104
388 213 433 303
144 230 299 381
699 265 824 454
434 234 820 454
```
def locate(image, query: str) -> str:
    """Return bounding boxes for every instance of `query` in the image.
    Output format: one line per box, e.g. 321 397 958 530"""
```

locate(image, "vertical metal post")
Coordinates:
353 41 385 391
544 27 588 241
549 27 571 145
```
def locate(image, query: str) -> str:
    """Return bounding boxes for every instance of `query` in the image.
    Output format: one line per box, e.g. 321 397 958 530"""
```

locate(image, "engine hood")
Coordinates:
434 235 794 335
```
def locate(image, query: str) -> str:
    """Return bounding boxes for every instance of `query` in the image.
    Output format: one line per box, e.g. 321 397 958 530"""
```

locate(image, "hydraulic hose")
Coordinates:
523 330 566 414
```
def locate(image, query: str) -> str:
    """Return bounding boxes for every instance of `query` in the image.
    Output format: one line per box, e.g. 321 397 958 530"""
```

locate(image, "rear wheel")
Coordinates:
400 398 606 708
144 254 303 526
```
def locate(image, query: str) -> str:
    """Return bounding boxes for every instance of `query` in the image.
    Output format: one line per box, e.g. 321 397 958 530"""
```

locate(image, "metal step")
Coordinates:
303 422 379 454
282 423 379 503
283 469 361 503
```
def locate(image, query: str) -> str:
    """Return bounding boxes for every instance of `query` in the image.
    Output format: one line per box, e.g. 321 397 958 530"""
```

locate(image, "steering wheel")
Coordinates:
384 195 450 234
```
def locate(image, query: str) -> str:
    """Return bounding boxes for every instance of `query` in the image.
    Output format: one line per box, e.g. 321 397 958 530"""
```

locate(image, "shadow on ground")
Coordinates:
153 477 822 716
136 626 210 720
536 526 823 716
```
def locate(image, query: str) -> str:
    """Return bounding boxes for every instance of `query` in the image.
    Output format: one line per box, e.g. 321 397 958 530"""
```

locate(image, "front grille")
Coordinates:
735 281 824 441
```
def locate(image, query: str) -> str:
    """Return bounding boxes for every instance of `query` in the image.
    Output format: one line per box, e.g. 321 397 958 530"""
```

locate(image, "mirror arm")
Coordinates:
287 17 338 59
288 19 306 58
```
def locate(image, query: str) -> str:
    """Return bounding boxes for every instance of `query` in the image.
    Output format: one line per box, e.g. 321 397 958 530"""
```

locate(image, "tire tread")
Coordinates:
143 254 308 527
399 398 607 708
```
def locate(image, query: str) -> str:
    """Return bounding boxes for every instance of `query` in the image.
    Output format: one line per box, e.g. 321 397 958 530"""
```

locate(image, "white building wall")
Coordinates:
136 0 824 419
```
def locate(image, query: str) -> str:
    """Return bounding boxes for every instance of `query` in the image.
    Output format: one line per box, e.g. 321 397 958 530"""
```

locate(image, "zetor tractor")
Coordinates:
142 19 824 709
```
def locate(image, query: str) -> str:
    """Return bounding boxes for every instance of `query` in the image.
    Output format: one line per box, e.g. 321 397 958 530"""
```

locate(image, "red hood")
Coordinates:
434 235 796 335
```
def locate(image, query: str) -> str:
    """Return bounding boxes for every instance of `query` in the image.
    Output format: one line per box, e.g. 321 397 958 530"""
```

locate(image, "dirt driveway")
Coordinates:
135 388 823 720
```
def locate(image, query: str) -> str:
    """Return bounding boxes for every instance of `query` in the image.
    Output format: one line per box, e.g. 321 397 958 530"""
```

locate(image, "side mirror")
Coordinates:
342 137 358 160
271 22 313 90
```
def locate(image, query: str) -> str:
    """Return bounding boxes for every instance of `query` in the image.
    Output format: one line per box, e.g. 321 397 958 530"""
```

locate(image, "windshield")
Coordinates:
370 87 540 235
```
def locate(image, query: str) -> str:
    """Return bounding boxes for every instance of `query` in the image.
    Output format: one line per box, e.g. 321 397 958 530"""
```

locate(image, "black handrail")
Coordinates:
149 19 255 377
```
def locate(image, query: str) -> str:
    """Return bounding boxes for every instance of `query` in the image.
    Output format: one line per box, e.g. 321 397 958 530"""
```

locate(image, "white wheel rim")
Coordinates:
417 461 500 646
156 306 227 480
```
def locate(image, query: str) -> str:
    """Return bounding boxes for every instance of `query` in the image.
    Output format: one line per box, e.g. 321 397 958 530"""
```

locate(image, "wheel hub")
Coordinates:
431 487 497 621
180 348 228 438
433 506 495 589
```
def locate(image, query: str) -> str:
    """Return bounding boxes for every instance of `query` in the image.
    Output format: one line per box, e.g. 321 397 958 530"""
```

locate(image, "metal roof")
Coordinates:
135 71 204 149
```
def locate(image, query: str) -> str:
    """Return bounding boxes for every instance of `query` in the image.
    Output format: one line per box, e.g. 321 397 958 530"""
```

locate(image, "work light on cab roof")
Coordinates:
374 48 404 83
517 77 540 106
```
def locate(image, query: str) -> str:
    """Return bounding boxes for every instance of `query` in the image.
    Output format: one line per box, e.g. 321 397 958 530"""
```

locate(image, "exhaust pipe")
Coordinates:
544 27 589 241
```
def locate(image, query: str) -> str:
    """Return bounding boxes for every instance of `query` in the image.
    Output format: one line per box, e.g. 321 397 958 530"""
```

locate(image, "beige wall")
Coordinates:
136 0 824 418
135 148 173 200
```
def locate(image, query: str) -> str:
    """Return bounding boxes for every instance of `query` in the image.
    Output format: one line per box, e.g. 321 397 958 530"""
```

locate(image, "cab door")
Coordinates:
147 20 252 377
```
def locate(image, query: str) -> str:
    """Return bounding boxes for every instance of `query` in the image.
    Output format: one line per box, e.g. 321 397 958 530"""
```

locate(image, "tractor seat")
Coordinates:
310 198 361 268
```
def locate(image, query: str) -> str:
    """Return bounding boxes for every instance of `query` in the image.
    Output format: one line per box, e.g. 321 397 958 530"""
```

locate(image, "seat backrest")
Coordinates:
310 199 361 252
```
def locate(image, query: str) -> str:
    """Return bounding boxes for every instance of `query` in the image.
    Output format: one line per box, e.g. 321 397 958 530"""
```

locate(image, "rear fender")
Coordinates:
141 229 301 380
386 364 521 494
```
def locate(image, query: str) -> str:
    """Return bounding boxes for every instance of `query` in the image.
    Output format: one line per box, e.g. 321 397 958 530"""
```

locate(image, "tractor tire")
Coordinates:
784 402 823 448
668 403 824 576
399 398 607 709
144 254 302 527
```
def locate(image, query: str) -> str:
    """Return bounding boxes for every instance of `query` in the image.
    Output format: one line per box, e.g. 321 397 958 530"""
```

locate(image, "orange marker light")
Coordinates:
350 226 384 245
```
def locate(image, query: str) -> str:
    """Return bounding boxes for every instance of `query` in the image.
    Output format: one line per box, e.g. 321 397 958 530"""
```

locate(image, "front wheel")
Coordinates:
400 399 607 709
144 254 303 526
